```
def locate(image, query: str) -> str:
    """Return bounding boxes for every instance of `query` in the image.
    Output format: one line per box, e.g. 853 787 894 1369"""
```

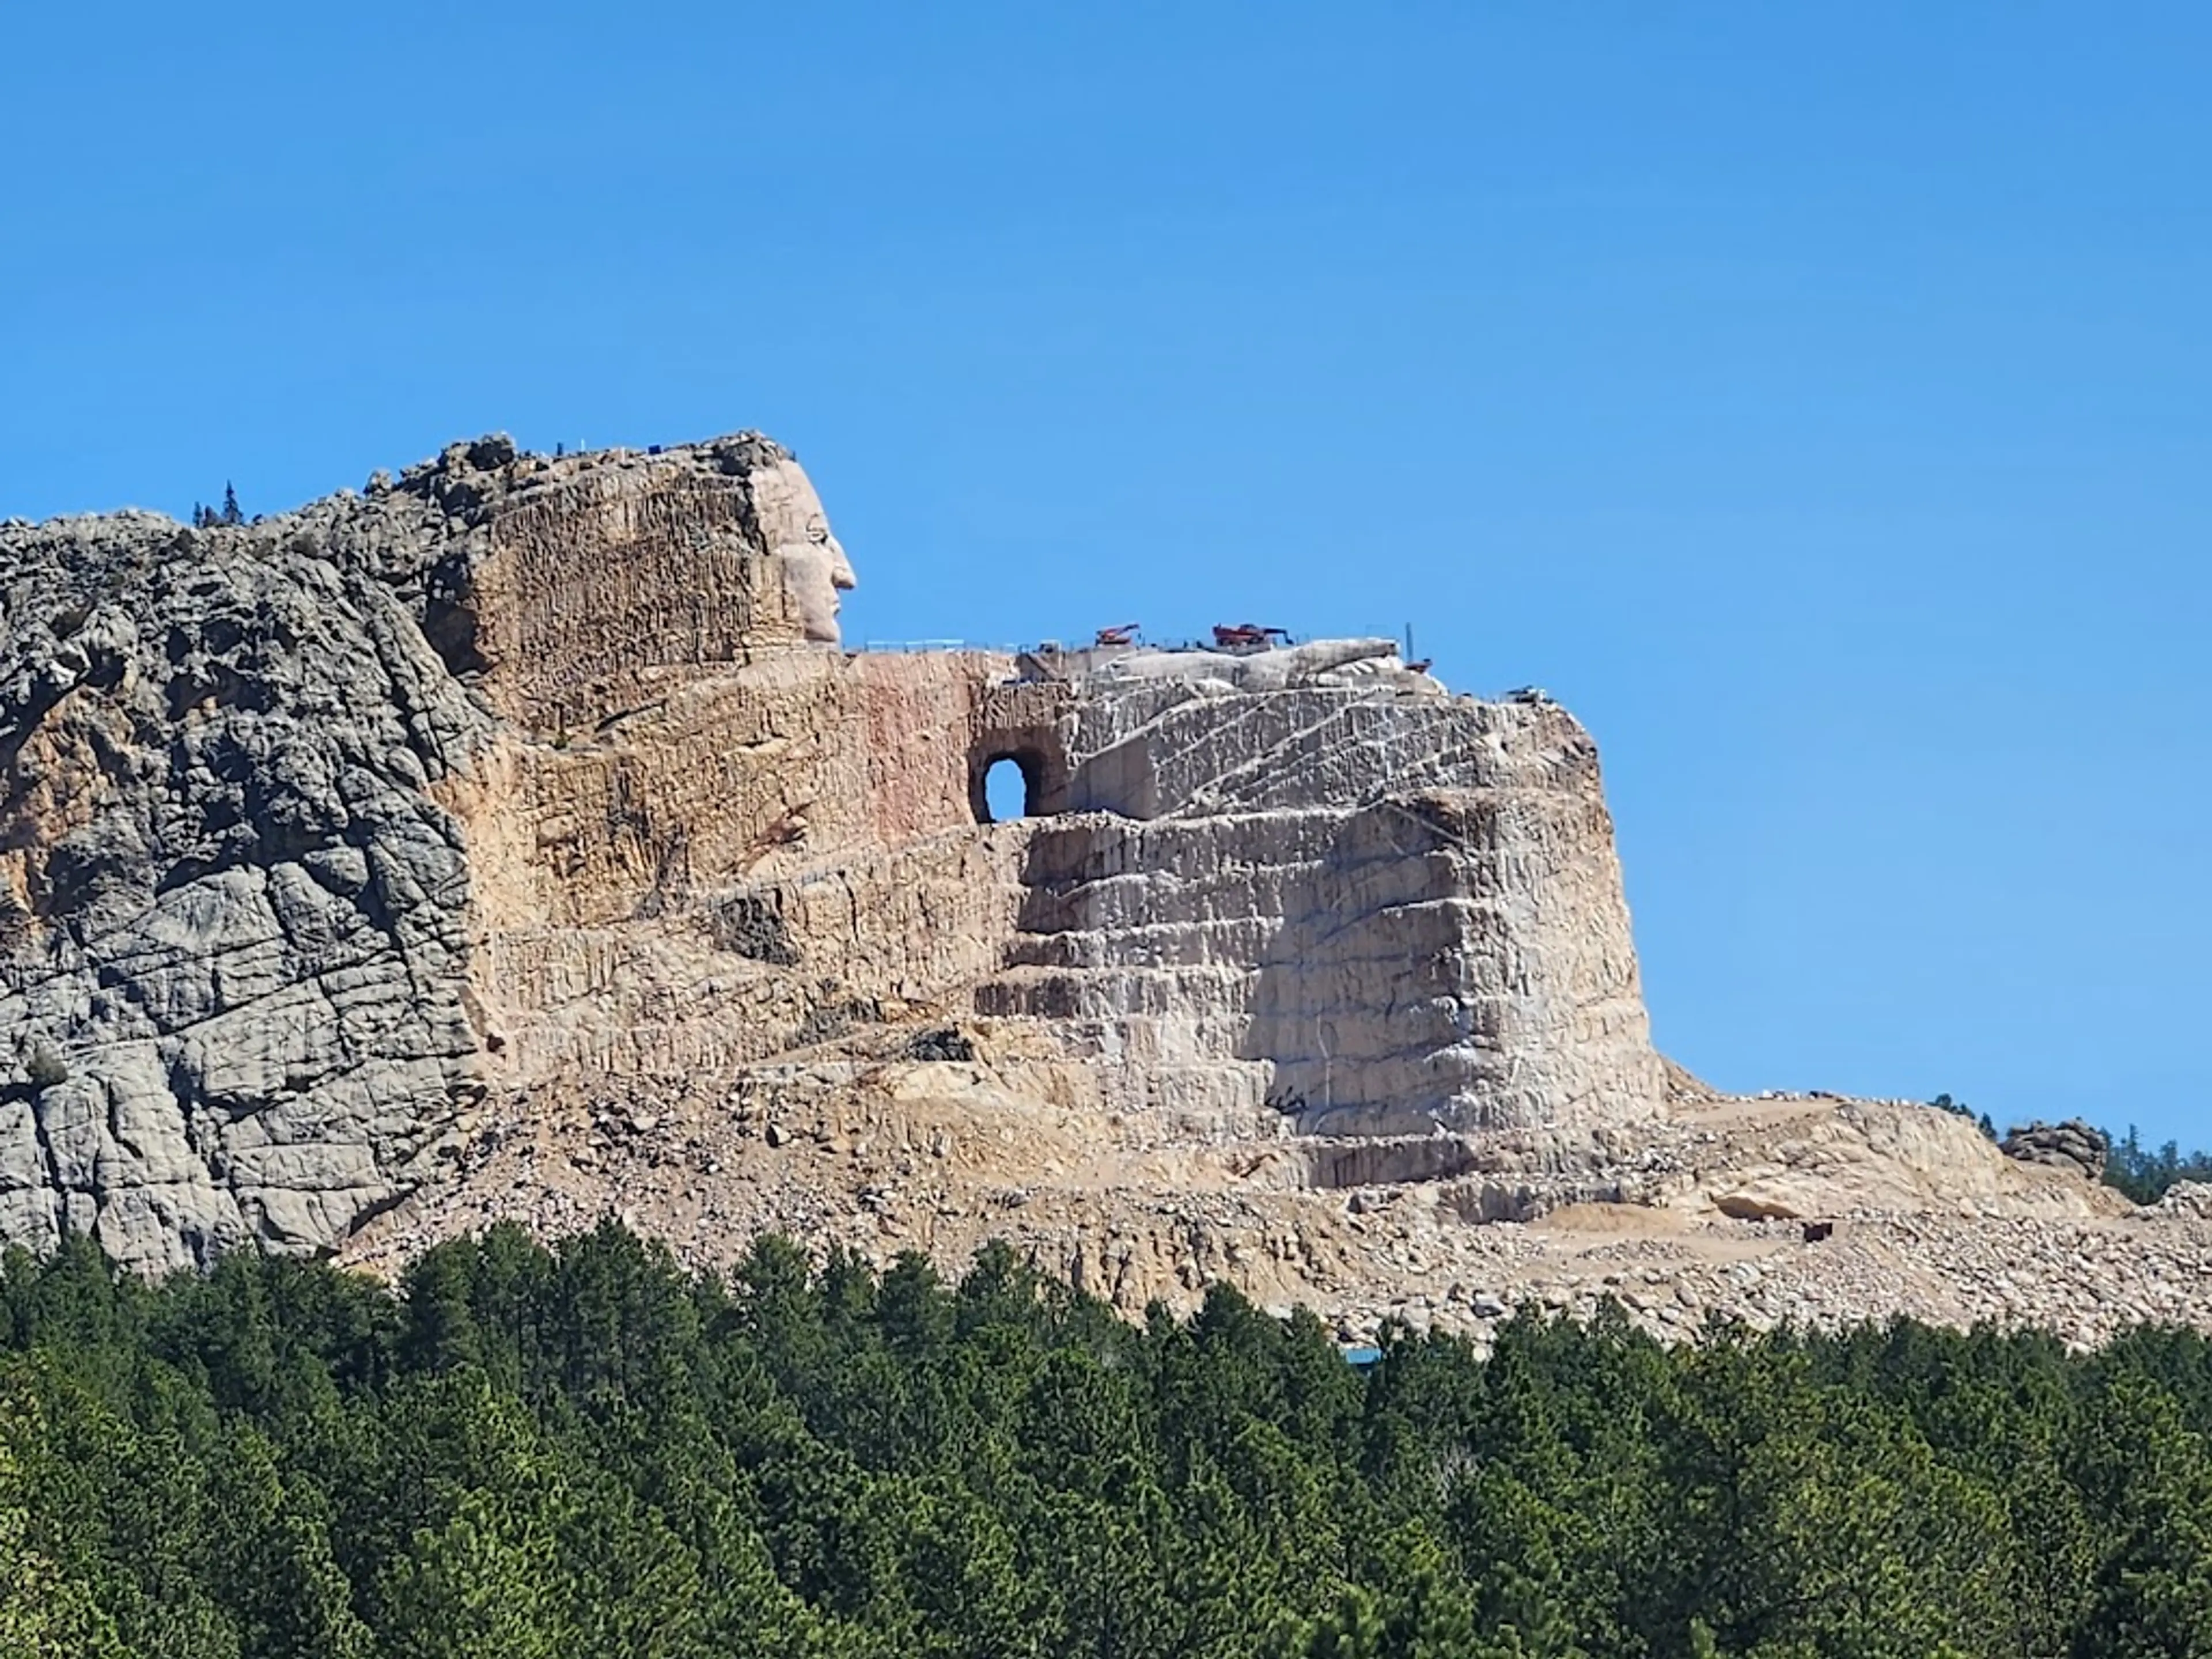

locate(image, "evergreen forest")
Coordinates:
2 1221 2210 1659
2103 1128 2212 1207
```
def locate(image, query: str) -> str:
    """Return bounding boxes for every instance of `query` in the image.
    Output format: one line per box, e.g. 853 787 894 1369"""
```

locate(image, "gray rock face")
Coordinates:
0 433 870 1271
0 499 492 1270
2000 1118 2109 1182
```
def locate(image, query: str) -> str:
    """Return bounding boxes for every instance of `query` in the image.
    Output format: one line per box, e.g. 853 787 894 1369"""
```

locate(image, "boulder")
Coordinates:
2000 1119 2109 1182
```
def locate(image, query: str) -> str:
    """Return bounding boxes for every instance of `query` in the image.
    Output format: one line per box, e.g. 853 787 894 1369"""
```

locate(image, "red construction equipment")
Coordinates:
1211 623 1289 651
1093 623 1141 646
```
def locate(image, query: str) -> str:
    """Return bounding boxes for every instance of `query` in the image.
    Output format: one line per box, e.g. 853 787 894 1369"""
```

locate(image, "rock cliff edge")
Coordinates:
4 434 2198 1349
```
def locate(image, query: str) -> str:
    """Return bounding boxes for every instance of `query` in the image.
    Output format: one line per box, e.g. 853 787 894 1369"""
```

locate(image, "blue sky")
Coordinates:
4 3 2206 1145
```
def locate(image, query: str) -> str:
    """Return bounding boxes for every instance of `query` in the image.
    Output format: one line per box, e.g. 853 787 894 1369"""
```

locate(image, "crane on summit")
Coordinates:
1211 623 1290 652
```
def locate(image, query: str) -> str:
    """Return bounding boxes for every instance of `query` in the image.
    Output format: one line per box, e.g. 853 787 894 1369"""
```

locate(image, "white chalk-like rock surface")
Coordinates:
986 673 1660 1134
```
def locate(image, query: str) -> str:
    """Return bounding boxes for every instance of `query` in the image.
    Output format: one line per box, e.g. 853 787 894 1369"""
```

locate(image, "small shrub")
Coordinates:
23 1040 67 1089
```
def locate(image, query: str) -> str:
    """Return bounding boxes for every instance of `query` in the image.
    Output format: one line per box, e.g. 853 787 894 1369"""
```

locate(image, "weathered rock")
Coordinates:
2141 1181 2212 1221
1715 1188 1805 1222
0 506 490 1269
0 435 857 1268
2001 1118 2109 1181
6 430 2198 1361
906 1028 976 1063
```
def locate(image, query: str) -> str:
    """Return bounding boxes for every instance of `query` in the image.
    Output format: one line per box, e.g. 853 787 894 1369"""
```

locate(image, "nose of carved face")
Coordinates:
813 526 855 642
808 514 857 596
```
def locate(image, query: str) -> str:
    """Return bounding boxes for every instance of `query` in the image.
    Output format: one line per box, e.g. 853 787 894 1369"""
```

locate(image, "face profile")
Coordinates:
751 456 857 646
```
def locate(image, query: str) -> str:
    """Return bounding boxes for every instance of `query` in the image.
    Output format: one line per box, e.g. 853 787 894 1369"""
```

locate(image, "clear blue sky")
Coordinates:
5 4 2206 1145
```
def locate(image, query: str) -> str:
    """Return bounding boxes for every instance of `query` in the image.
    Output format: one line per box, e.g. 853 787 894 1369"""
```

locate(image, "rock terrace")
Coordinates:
3 432 2203 1347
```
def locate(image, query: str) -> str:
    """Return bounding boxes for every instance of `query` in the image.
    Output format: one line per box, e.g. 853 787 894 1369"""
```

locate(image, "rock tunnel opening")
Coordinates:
982 755 1036 821
968 726 1067 825
976 749 1047 822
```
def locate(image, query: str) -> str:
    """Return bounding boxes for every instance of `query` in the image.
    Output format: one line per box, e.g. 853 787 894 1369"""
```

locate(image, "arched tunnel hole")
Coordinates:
978 751 1044 823
967 724 1068 824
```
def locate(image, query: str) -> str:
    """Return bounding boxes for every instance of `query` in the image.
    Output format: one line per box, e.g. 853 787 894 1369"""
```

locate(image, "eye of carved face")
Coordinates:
806 514 830 546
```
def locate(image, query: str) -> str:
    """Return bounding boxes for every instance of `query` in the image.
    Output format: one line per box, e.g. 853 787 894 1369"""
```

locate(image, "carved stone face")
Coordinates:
751 456 856 646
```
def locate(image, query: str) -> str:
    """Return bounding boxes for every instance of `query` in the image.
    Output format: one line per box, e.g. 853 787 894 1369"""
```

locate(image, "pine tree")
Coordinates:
1272 1582 1386 1658
220 483 244 526
0 1391 138 1658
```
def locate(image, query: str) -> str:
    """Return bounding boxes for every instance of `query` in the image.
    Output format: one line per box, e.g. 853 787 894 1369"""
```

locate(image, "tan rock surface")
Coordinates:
4 430 2206 1351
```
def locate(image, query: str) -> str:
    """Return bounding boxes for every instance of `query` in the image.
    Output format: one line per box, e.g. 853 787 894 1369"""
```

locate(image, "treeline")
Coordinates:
2104 1126 2212 1206
3 1224 2210 1658
1928 1094 2210 1205
190 483 245 529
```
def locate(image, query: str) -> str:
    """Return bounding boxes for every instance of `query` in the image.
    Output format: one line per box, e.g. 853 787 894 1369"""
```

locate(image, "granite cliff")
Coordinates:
3 433 2202 1349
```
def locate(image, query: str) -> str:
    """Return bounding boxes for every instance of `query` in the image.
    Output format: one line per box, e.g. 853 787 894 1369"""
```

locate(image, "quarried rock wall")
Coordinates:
0 435 883 1268
2 429 1661 1274
985 688 1658 1134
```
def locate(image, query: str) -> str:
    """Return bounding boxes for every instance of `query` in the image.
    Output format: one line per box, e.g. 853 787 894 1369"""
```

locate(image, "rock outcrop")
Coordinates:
3 430 2201 1354
2000 1118 2109 1182
1 433 863 1268
0 505 487 1267
3 431 1662 1270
